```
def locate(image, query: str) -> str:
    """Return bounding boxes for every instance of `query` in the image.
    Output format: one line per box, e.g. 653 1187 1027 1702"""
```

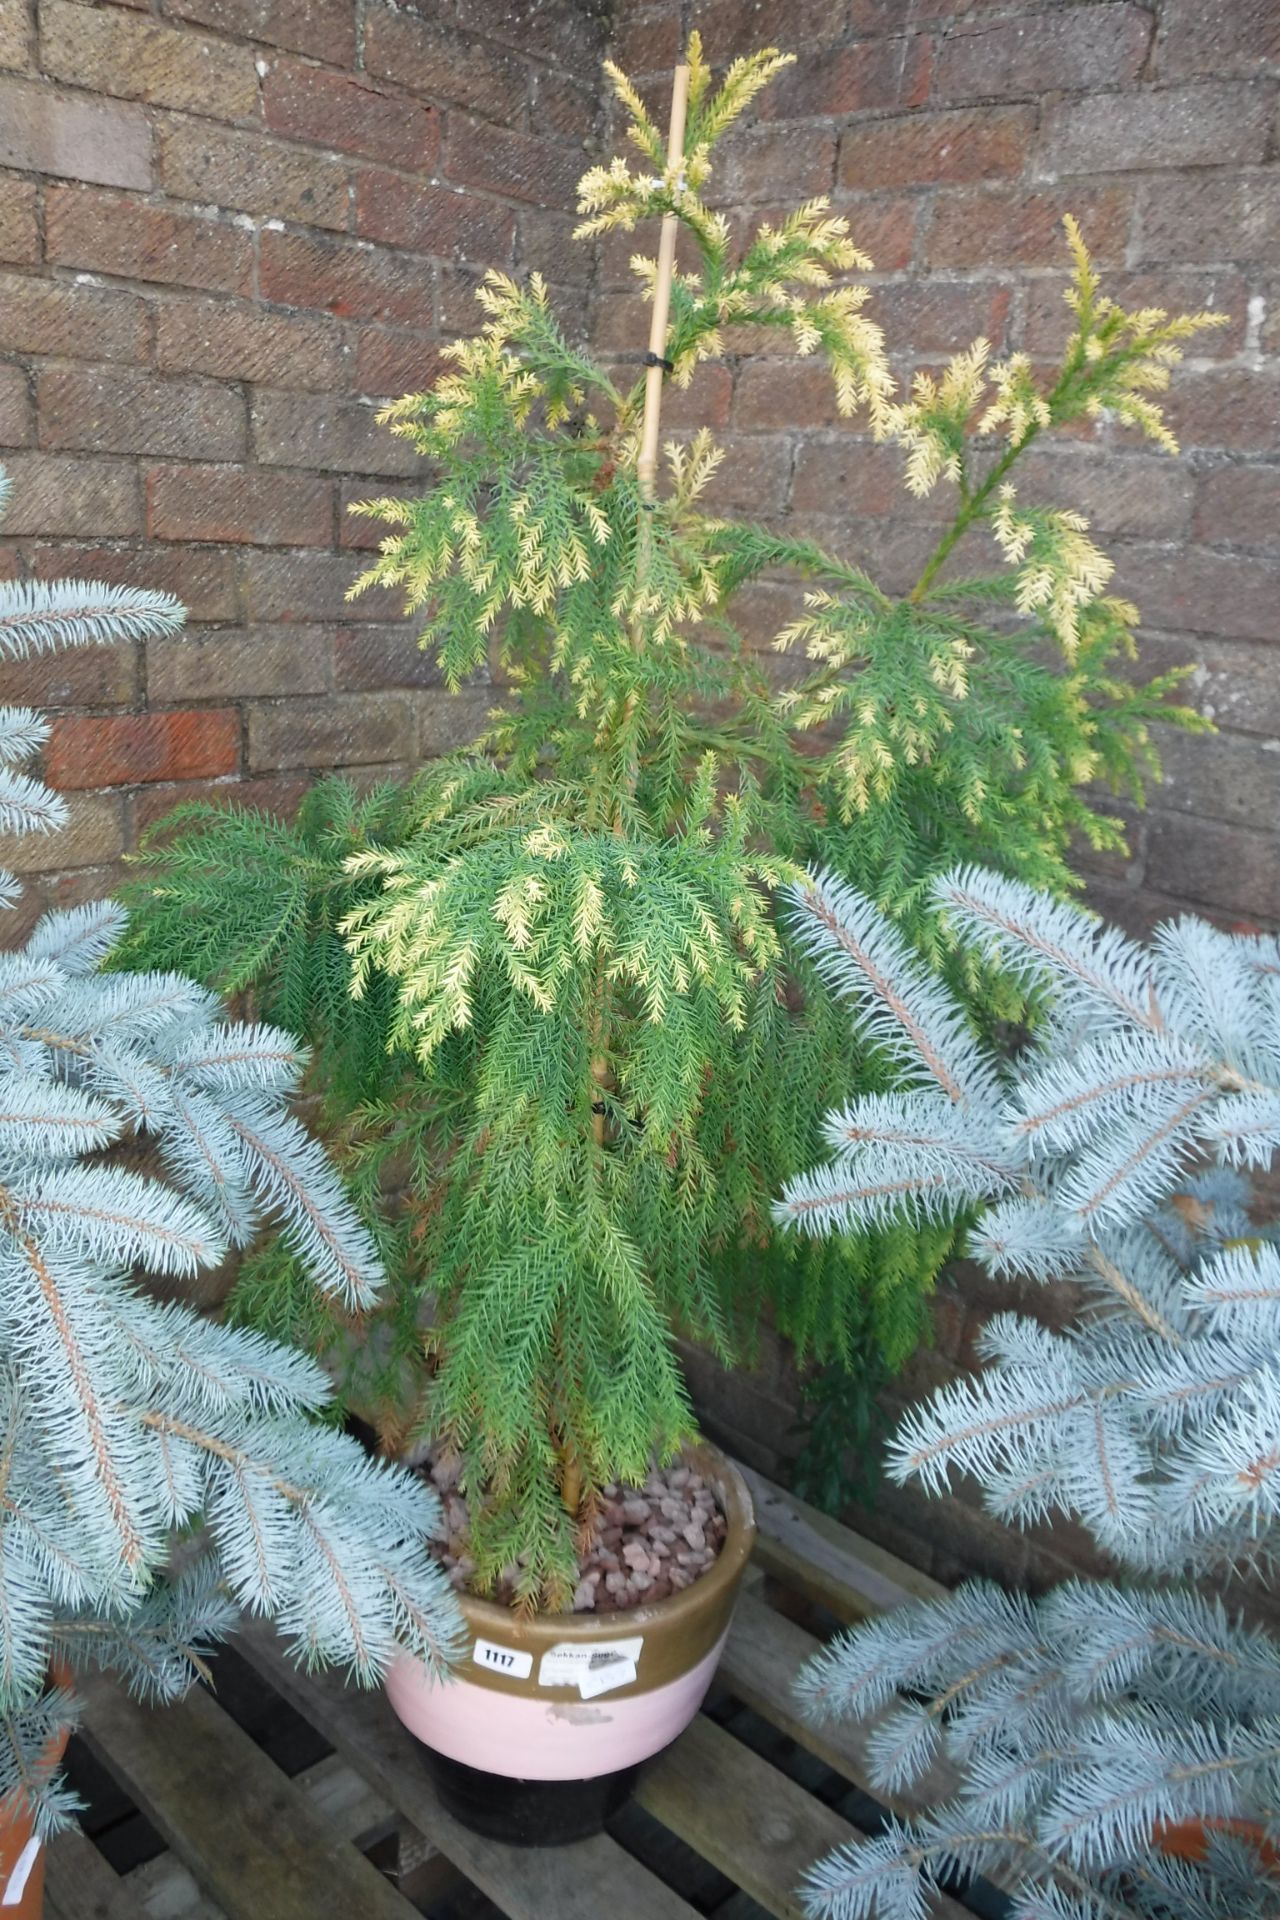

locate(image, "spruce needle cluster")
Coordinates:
784 867 1280 1920
0 470 462 1832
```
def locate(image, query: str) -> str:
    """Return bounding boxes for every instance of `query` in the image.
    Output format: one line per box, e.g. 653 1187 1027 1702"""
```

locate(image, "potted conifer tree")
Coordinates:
0 471 462 1915
121 38 1221 1840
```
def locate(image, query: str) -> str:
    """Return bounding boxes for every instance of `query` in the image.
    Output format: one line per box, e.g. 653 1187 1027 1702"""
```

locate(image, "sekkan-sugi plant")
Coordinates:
0 472 461 1831
122 39 1222 1605
780 867 1280 1920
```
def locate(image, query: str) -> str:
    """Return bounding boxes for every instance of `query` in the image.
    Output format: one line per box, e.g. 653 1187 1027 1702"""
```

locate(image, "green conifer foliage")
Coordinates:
122 39 1219 1605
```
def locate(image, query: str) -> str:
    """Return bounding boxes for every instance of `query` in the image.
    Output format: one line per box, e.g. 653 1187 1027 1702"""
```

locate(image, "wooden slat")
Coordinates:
74 1670 418 1920
235 1621 700 1920
736 1462 944 1622
637 1712 860 1920
46 1823 148 1920
720 1588 961 1815
121 1755 399 1920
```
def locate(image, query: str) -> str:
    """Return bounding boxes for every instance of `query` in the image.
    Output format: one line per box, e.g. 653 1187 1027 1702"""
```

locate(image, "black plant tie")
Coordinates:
644 351 675 373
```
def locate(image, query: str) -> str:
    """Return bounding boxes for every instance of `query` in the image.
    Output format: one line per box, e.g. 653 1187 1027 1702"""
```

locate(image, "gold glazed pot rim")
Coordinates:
445 1444 756 1698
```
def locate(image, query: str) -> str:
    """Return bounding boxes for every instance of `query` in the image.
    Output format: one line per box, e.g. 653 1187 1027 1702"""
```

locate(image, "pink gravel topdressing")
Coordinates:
416 1448 729 1612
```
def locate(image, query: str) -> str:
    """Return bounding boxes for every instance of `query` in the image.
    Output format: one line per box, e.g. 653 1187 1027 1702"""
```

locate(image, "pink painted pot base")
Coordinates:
383 1449 755 1808
387 1632 727 1781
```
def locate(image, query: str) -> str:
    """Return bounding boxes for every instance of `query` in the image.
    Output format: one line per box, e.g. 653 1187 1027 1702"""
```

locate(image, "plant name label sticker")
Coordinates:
2 1836 40 1907
538 1637 644 1698
473 1637 533 1680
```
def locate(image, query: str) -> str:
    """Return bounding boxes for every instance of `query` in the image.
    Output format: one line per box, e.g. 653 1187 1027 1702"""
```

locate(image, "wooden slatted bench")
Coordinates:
46 1464 988 1920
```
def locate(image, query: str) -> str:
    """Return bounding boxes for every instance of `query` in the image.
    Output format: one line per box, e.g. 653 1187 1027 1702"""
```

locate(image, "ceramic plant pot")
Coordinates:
0 1711 71 1918
1156 1816 1279 1870
386 1445 755 1844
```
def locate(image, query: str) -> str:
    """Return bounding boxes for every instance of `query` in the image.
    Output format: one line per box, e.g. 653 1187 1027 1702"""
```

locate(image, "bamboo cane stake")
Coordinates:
635 59 691 506
587 60 694 1166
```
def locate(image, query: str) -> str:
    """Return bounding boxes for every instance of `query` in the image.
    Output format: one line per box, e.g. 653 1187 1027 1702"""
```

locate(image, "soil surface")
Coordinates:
414 1447 728 1611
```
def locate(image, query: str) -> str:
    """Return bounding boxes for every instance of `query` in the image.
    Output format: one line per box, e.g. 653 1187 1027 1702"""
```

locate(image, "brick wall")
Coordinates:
611 0 1280 1593
0 0 606 929
610 0 1279 944
1 0 1278 1590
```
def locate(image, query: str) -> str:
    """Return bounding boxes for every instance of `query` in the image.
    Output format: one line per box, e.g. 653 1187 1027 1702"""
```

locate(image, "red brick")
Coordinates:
1157 727 1280 835
0 74 150 189
333 623 440 690
534 67 594 146
147 626 331 700
840 106 1033 190
720 128 835 205
415 684 493 758
734 357 842 431
899 31 935 109
1113 541 1276 644
830 193 918 273
38 365 245 461
442 118 585 211
48 709 240 789
698 433 791 518
757 37 905 120
655 364 733 433
352 328 444 399
452 0 606 65
155 297 343 392
47 187 253 295
147 464 333 547
40 2 258 119
1022 271 1247 361
608 9 680 75
0 629 135 707
436 263 491 338
1158 0 1280 80
873 280 1013 357
242 549 402 623
0 361 32 445
594 227 649 291
1137 174 1280 265
0 452 140 536
791 437 904 519
926 187 1132 269
263 60 439 171
354 171 513 263
1194 466 1280 548
247 692 414 771
162 0 355 65
1260 282 1280 355
29 542 238 623
1144 811 1280 921
338 480 389 551
688 0 846 62
934 4 1152 100
0 272 148 364
133 770 310 832
260 230 433 328
157 118 349 230
1143 635 1280 739
0 0 30 71
1165 369 1280 455
365 10 523 121
517 209 592 286
0 791 126 873
1015 446 1193 542
252 391 422 477
0 175 37 263
1041 81 1272 174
